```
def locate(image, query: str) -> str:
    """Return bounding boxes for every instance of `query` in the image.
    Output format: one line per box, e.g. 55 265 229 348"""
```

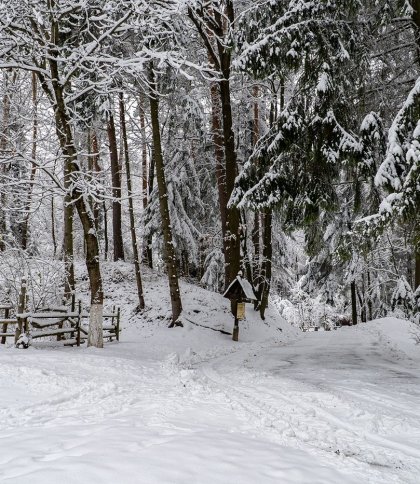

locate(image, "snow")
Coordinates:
223 272 258 301
0 265 419 483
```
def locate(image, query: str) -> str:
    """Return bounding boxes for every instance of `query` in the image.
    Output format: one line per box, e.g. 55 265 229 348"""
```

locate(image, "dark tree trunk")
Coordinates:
51 197 57 257
189 3 241 291
357 283 366 323
351 281 358 325
119 92 145 310
63 190 75 300
259 209 273 320
145 147 155 269
88 128 101 233
210 81 228 240
103 201 109 260
251 85 261 296
40 50 104 347
107 109 125 261
21 72 38 250
0 71 14 251
139 94 153 268
149 67 183 326
219 75 241 288
411 3 420 295
367 270 373 321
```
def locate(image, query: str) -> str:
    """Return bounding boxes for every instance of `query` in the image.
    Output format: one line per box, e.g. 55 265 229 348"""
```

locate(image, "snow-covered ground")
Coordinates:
1 265 419 483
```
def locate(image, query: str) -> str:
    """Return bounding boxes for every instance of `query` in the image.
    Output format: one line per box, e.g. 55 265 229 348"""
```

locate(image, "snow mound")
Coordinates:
356 317 420 361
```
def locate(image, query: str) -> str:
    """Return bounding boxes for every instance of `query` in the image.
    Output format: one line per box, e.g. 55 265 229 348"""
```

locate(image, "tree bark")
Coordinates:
190 3 241 290
259 209 272 320
21 72 38 250
251 85 261 295
88 128 101 233
351 281 358 325
40 49 104 347
107 108 125 261
415 245 420 291
209 81 228 239
148 67 182 326
219 72 241 289
0 71 14 251
119 92 145 310
139 94 153 267
51 197 57 257
63 189 75 300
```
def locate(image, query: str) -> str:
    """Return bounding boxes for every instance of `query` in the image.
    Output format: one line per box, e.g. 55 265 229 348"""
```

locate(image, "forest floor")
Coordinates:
0 263 419 483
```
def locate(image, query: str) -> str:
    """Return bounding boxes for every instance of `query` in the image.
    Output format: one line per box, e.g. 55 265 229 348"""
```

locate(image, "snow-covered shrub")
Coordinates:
200 248 224 293
274 287 346 331
0 249 63 310
391 276 418 324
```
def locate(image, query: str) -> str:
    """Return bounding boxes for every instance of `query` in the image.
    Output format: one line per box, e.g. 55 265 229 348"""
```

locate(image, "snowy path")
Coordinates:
0 322 419 483
195 327 420 483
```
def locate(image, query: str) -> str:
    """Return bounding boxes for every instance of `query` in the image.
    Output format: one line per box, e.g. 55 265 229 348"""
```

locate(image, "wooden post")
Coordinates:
1 307 9 344
232 300 239 342
15 278 27 344
76 299 81 347
116 307 120 342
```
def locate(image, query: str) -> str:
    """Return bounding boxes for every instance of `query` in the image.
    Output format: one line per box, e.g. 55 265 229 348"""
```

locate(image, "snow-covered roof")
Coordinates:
223 273 258 301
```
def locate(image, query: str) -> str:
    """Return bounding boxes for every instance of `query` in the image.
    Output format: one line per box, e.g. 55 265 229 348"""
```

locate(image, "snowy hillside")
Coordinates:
1 265 419 483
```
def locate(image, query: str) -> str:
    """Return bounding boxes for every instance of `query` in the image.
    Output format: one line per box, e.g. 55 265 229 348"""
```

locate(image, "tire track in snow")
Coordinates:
185 345 419 484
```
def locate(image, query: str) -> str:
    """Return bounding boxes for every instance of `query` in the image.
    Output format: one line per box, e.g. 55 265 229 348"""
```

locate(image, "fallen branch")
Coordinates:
184 317 232 336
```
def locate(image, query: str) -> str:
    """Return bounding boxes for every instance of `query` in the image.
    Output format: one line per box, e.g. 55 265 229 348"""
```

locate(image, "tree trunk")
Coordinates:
107 109 125 261
88 128 101 233
351 281 358 325
259 209 273 320
103 201 109 260
415 245 420 291
63 190 75 300
139 94 153 268
119 92 145 310
412 0 420 54
220 76 241 289
190 4 241 290
209 81 228 240
0 71 14 251
40 52 104 347
145 148 155 269
21 72 38 250
367 269 373 321
51 197 57 257
251 85 261 296
148 67 182 326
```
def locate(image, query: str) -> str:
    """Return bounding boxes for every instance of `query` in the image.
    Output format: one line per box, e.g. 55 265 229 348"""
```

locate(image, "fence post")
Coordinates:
116 307 120 342
15 278 27 344
76 300 81 347
1 307 9 344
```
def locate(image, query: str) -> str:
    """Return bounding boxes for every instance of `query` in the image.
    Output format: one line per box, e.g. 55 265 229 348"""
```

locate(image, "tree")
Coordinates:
0 0 136 346
107 103 125 262
119 92 145 310
187 1 241 288
148 65 183 325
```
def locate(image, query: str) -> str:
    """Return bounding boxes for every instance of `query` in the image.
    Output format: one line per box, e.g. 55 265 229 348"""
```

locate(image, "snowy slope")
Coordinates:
0 264 419 483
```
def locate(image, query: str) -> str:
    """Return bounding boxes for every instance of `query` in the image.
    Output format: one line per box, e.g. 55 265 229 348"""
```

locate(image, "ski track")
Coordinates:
181 331 420 484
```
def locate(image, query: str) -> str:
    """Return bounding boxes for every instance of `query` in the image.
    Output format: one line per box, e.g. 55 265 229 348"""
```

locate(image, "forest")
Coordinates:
0 2 420 483
0 0 419 345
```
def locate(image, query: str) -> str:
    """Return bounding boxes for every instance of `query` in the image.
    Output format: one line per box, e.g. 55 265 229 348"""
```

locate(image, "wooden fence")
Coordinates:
0 280 121 348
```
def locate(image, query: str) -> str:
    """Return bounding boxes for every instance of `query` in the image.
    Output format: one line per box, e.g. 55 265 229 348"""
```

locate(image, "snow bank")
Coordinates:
356 317 420 361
